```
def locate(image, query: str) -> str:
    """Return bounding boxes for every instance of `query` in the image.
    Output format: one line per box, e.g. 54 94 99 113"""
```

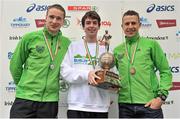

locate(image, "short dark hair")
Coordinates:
81 11 101 28
47 4 66 19
122 10 140 23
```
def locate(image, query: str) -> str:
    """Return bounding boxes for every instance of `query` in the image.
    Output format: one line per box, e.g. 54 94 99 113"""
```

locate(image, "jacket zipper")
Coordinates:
41 36 54 101
128 43 133 103
41 70 49 101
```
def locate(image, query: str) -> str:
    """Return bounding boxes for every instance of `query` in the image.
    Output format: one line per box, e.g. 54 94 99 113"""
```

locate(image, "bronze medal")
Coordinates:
125 37 140 76
130 67 136 75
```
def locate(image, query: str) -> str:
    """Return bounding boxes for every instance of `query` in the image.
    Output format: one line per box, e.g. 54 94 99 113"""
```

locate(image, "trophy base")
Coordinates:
95 70 120 90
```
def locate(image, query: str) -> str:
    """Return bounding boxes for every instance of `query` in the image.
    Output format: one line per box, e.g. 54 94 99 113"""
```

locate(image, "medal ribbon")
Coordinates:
43 31 60 62
125 37 139 65
83 36 99 69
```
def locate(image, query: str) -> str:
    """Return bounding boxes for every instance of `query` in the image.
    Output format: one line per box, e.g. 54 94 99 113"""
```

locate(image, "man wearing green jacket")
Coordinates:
9 4 71 118
113 10 172 118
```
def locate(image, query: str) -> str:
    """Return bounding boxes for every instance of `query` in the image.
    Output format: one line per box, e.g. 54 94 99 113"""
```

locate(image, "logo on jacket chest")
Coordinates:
118 53 125 60
36 45 45 54
117 48 141 61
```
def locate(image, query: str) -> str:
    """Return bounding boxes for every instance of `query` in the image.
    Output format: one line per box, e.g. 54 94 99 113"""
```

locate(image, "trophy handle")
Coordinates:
95 70 106 83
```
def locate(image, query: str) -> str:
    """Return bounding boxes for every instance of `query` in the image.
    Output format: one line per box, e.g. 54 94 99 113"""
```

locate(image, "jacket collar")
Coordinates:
125 33 140 44
43 26 62 38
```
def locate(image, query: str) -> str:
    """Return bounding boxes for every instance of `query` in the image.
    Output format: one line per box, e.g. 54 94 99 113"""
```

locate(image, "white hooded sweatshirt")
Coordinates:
60 39 111 112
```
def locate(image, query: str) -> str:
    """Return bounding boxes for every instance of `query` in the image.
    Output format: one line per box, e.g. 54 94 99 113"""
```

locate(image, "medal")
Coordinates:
50 64 55 70
130 67 136 75
125 37 140 75
43 31 60 70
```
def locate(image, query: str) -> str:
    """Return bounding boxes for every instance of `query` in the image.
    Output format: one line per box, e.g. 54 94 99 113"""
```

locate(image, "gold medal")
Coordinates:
130 67 136 75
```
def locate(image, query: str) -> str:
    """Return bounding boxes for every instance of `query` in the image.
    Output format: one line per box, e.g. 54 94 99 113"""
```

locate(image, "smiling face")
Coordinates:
45 8 65 35
81 11 101 42
122 15 141 38
83 18 100 40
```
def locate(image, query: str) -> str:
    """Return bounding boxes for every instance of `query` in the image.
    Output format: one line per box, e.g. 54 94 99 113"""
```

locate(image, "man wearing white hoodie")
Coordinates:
60 11 112 118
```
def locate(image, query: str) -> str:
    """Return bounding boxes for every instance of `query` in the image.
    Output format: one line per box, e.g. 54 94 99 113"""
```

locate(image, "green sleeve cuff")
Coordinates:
158 90 168 97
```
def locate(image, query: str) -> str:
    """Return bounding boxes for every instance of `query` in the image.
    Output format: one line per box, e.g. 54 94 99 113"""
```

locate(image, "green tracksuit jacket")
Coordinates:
113 33 172 104
10 27 71 102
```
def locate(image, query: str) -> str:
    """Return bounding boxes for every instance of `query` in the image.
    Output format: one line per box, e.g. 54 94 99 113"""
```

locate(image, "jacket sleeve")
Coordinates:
151 40 172 96
60 44 89 84
9 35 29 85
113 50 119 70
113 47 122 87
